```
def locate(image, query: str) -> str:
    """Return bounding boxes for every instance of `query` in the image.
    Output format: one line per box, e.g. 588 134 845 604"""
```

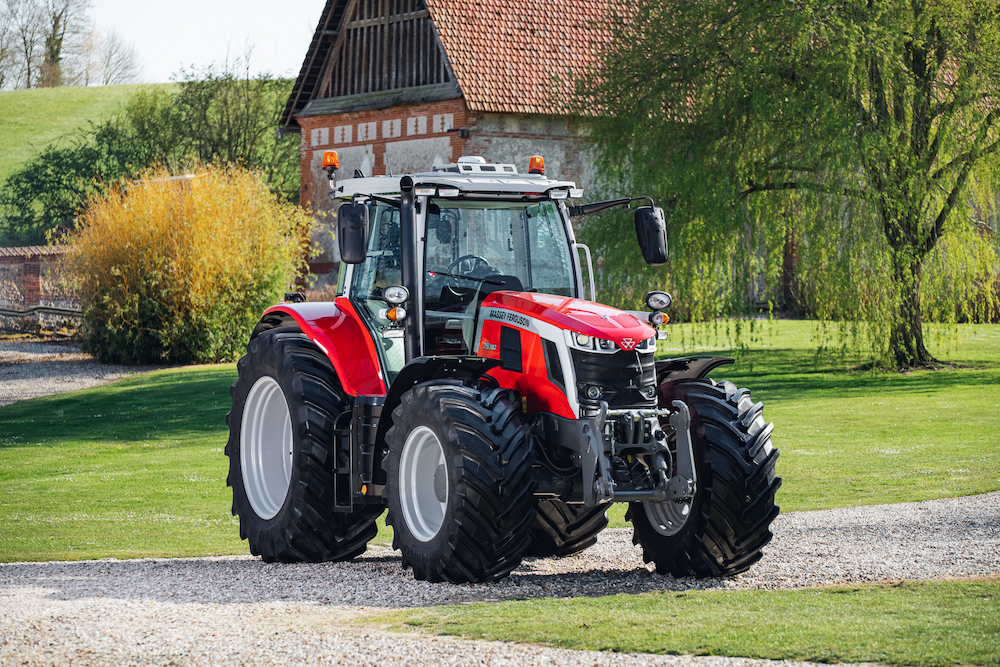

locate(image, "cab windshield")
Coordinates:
423 199 575 355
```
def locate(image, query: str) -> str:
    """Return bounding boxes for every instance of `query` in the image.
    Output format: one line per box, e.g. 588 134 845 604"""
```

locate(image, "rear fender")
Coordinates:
252 299 387 396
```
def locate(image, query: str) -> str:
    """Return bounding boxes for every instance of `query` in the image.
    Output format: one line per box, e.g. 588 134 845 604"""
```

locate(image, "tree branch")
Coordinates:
740 180 867 200
931 109 1000 180
925 110 1000 254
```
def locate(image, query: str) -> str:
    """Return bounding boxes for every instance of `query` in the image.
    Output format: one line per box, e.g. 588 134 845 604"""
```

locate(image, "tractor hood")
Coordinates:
481 292 655 349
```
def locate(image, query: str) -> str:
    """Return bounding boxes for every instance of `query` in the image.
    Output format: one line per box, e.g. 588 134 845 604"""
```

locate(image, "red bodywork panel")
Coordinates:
477 292 656 419
481 321 573 417
483 292 654 349
262 298 386 396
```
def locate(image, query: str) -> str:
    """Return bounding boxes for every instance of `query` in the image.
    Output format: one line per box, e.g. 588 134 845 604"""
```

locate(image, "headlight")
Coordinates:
575 333 591 347
383 285 409 305
644 290 672 310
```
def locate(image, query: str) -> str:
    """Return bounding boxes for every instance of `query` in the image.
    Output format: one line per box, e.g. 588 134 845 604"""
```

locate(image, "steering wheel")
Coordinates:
447 254 491 277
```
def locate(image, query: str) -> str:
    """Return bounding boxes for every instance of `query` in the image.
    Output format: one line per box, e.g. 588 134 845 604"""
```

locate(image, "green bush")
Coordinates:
64 164 314 364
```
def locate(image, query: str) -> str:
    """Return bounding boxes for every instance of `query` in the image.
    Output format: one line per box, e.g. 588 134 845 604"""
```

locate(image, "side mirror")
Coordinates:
634 206 668 266
337 202 369 264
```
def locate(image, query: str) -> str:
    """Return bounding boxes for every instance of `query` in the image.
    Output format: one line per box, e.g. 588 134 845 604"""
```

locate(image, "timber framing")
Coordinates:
281 0 456 131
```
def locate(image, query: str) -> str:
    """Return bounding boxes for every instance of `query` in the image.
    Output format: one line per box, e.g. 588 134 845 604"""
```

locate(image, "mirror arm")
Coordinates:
369 194 402 208
349 193 402 208
568 196 655 218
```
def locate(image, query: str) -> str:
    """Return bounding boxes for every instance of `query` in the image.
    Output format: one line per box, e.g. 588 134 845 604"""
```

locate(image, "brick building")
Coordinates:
280 0 610 276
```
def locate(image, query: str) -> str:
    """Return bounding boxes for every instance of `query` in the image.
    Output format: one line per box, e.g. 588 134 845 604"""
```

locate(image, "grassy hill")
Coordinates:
0 84 173 185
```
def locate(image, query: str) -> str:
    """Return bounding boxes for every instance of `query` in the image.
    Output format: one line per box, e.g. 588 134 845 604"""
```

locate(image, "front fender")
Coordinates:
655 355 734 385
253 298 386 396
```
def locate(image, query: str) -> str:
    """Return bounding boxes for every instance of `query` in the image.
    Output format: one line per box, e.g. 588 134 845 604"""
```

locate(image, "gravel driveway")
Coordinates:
0 339 160 406
1 339 996 666
1 493 997 667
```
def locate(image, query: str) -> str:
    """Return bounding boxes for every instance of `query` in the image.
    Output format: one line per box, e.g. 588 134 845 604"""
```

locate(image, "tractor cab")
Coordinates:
341 174 579 384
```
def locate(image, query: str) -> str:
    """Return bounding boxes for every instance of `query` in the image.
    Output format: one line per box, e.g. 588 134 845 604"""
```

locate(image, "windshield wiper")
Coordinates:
427 271 505 286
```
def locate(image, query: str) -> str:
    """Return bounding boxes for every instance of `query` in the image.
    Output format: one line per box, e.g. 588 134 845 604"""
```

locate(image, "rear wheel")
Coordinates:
384 380 535 582
226 327 382 562
525 500 608 558
628 378 781 577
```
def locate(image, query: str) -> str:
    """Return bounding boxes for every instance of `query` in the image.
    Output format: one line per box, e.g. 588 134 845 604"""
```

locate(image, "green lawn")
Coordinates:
0 84 172 186
0 365 243 561
381 579 1000 667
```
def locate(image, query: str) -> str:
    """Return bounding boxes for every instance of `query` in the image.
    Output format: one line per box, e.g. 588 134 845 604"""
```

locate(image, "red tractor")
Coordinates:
226 155 780 583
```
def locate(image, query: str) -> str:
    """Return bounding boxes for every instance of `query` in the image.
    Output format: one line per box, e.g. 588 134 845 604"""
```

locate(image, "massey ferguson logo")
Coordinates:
620 338 637 351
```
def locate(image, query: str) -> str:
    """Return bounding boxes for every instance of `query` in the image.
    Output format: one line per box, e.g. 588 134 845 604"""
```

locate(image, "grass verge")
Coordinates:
375 579 1000 667
0 365 244 561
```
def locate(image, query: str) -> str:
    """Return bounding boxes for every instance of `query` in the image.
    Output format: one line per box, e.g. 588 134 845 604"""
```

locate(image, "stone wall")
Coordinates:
0 246 80 329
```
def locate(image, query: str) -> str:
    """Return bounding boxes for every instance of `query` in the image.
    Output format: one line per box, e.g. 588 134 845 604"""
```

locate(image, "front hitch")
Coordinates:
594 402 698 504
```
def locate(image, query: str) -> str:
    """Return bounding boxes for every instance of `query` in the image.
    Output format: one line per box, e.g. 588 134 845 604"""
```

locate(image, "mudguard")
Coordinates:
655 355 734 385
251 299 387 396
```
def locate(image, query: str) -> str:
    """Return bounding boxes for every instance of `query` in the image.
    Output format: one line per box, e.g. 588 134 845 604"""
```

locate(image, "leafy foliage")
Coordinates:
0 86 183 245
172 63 299 200
0 66 297 246
64 164 314 364
579 0 1000 367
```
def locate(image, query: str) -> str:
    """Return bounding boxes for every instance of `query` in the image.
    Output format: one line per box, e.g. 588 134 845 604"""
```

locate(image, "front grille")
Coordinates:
571 348 656 409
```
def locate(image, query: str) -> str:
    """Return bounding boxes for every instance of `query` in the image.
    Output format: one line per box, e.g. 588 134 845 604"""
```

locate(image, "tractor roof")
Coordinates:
333 170 579 200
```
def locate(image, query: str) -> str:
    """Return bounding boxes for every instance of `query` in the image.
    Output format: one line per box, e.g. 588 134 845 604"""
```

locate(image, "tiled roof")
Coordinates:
0 246 65 258
425 0 611 115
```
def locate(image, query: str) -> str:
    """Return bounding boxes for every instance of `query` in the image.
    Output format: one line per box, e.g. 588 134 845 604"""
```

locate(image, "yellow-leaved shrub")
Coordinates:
65 164 315 364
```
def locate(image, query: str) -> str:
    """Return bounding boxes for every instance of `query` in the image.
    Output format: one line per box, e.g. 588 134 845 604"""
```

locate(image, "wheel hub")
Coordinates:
240 376 293 520
643 499 691 536
399 426 448 542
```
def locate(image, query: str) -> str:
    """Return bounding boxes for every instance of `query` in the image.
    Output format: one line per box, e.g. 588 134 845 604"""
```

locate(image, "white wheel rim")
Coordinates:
398 425 448 542
643 499 691 537
240 376 294 520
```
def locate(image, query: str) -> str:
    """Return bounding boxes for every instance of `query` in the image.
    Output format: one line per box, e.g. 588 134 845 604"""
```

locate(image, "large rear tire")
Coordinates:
627 378 781 577
525 500 608 558
384 380 535 582
225 327 382 562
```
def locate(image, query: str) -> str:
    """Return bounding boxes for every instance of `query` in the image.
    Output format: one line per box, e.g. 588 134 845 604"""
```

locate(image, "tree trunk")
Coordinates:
889 253 935 368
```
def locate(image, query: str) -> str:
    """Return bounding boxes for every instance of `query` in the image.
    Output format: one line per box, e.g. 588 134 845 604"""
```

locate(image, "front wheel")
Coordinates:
627 378 781 577
384 380 535 582
225 328 382 562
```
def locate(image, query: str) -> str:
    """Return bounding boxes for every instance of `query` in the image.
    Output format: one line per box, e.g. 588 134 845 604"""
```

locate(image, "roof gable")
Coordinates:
282 0 610 127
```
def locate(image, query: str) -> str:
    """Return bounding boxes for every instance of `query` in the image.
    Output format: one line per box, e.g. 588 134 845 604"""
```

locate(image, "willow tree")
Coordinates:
579 0 1000 368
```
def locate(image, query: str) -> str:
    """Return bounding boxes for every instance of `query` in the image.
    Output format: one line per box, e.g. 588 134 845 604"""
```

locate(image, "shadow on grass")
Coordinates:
0 366 237 448
676 348 1000 403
